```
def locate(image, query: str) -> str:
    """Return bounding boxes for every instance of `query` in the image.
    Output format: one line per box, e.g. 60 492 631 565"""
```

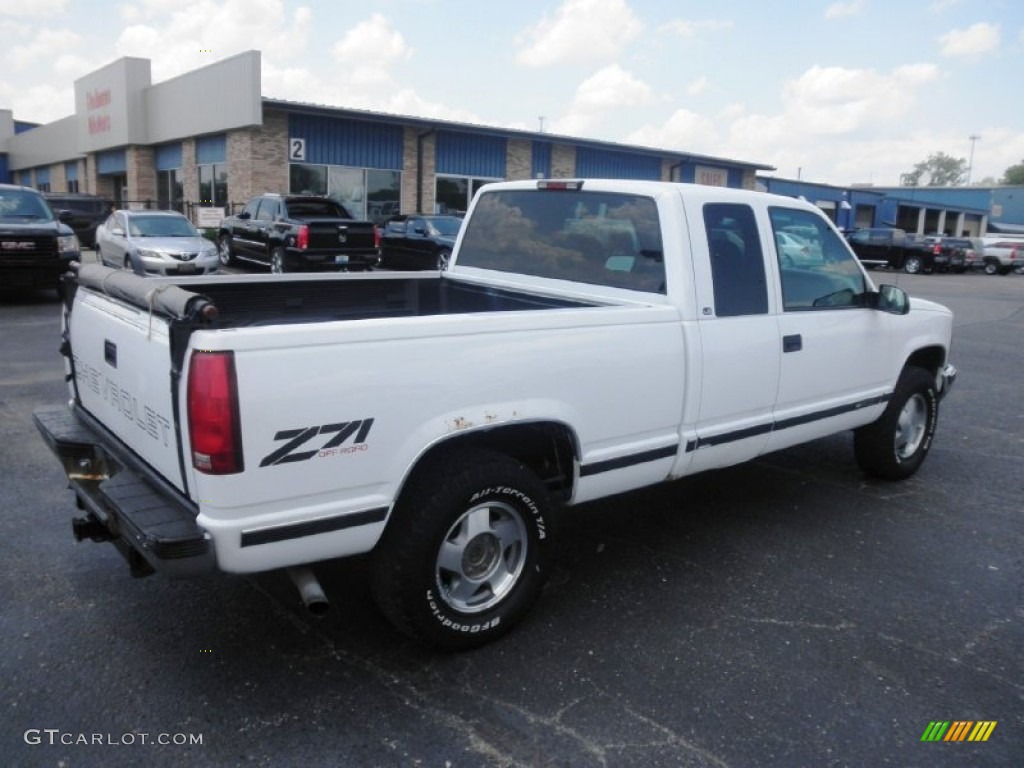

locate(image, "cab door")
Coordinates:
685 201 781 474
765 206 893 453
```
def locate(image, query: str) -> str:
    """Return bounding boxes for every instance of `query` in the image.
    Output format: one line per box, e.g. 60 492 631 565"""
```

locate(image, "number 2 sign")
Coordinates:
289 138 306 161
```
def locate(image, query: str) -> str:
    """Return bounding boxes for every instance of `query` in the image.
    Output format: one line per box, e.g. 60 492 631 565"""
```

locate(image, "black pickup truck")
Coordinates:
0 184 80 293
846 228 945 274
217 194 380 273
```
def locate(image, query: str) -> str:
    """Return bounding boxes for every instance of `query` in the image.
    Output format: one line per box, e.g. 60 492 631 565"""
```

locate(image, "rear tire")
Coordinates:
904 256 922 274
983 260 999 275
436 248 452 271
270 246 287 274
854 366 938 480
218 235 235 267
371 449 553 651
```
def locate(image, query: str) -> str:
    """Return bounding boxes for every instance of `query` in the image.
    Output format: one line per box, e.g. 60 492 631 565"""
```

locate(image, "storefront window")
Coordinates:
328 166 365 218
435 175 498 214
157 169 184 212
198 164 227 207
289 164 327 195
289 163 400 224
366 169 401 224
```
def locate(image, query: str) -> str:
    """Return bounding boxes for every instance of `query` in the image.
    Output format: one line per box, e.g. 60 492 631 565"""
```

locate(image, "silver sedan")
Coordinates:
95 210 220 276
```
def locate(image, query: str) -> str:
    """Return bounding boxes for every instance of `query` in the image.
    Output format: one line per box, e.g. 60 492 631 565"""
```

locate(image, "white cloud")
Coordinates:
687 76 709 96
115 0 313 83
939 22 1000 57
0 0 66 16
659 18 733 37
4 27 80 71
624 62 943 180
551 65 656 136
331 14 414 89
626 108 717 151
824 1 864 20
516 0 643 67
332 14 412 68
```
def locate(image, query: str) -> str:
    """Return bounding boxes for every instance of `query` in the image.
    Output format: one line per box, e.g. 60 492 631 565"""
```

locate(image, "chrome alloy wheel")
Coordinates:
895 393 928 459
434 501 528 614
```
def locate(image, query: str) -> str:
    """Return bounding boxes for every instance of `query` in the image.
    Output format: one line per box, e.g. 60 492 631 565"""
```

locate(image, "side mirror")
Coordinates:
57 209 75 223
873 284 910 315
238 211 252 220
111 227 125 237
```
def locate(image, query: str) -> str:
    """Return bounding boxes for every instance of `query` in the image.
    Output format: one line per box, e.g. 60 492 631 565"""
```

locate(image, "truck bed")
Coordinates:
72 265 600 328
201 274 599 326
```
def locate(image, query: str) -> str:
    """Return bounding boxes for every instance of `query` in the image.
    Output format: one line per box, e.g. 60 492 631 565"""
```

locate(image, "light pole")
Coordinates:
967 134 980 184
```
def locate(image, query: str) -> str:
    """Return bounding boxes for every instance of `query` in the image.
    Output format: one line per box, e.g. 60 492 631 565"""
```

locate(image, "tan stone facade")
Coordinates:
126 146 156 203
506 139 532 181
402 127 436 214
227 109 289 203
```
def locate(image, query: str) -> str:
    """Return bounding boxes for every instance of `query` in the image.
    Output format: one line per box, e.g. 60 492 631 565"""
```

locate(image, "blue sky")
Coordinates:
1 0 1021 186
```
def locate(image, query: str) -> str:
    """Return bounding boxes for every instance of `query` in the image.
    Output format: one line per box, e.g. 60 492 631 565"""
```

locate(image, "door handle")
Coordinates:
783 334 802 353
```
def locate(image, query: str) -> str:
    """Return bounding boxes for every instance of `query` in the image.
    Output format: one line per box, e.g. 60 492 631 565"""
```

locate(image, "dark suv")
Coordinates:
44 193 112 248
0 184 80 293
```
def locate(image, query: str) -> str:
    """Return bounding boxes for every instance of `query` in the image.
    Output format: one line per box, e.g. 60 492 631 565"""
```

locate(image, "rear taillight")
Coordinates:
1011 247 1019 261
296 224 309 250
373 224 381 249
187 351 243 475
932 244 942 254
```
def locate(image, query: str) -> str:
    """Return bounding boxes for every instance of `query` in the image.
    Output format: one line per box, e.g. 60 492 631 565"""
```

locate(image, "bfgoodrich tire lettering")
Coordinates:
371 449 553 651
854 366 939 480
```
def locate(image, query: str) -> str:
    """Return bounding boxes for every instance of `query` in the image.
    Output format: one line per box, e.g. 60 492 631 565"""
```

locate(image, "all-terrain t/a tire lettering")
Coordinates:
370 448 553 651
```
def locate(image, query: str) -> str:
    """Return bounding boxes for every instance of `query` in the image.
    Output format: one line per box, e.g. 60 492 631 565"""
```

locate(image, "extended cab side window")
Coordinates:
769 207 867 311
702 203 768 317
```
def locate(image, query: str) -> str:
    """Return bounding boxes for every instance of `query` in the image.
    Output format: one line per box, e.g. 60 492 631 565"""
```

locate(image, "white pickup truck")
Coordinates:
35 179 956 650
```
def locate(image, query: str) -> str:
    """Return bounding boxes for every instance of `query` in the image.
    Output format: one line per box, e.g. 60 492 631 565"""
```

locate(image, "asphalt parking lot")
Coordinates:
1 266 1021 767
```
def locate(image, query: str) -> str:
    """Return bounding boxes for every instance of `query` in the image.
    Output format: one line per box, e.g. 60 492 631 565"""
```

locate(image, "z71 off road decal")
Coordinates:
259 419 374 467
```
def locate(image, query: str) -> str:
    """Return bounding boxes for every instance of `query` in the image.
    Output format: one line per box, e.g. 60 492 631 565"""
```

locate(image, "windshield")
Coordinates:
128 215 198 237
0 189 55 222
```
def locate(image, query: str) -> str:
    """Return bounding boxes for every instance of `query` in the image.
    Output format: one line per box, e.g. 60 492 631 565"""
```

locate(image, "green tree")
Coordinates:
902 152 968 186
1003 161 1024 185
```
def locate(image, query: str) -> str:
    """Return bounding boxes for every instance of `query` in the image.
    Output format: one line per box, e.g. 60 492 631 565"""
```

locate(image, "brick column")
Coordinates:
403 126 436 214
126 146 156 206
506 140 532 181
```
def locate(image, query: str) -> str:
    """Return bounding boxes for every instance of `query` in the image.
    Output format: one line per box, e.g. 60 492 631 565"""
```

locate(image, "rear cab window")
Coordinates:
769 207 866 310
457 188 666 293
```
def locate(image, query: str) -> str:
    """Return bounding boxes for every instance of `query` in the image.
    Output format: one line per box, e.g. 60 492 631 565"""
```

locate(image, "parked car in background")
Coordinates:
43 193 112 248
774 230 815 266
845 228 940 273
379 214 463 270
0 184 80 293
95 210 219 276
978 236 1023 275
919 236 985 274
218 194 380 273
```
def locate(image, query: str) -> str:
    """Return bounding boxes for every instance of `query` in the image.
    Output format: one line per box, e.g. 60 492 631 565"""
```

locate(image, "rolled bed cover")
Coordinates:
73 262 217 321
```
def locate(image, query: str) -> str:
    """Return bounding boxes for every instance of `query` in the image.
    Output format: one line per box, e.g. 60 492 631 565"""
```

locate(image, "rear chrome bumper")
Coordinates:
33 403 215 578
